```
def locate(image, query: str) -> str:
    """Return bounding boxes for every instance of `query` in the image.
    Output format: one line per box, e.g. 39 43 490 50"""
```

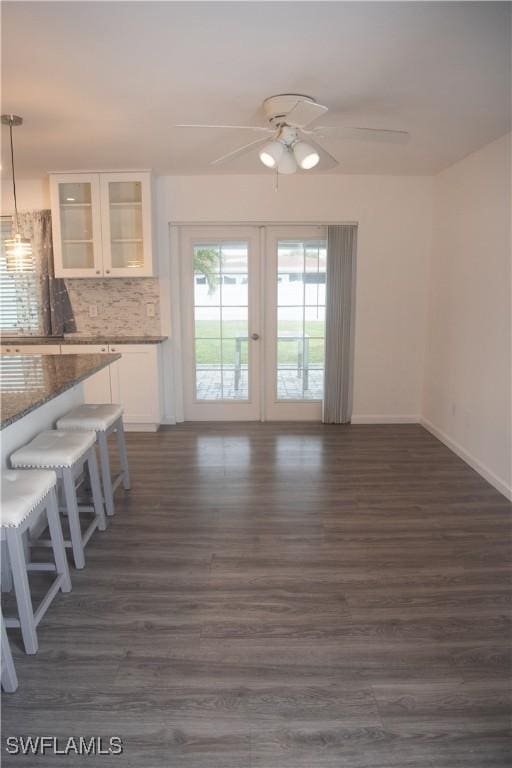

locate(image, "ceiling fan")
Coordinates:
175 94 409 174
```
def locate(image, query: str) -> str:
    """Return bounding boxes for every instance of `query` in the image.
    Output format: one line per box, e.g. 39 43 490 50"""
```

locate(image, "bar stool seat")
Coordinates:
2 469 57 527
10 431 106 570
57 404 131 518
9 430 96 469
57 404 123 433
1 470 71 655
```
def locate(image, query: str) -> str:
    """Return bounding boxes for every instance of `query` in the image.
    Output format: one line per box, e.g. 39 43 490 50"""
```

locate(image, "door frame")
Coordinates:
181 226 262 421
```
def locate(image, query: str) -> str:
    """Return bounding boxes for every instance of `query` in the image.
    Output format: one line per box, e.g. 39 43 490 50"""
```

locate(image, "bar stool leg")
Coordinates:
1 611 18 692
115 418 131 490
1 542 13 593
87 450 107 532
62 468 85 570
45 488 71 593
97 432 115 517
5 528 38 655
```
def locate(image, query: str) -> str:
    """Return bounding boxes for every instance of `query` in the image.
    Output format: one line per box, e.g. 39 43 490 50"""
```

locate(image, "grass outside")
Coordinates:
195 320 325 366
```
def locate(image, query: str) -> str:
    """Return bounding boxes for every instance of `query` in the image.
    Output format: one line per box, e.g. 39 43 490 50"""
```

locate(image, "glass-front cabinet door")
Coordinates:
50 174 103 277
100 173 152 277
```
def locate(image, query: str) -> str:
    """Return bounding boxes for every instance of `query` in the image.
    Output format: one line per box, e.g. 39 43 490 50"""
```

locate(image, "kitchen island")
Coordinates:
0 353 120 467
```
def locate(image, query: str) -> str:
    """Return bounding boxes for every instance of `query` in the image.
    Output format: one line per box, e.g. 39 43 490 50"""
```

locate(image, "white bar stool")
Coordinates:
1 470 71 655
10 431 106 570
57 404 131 518
1 608 18 692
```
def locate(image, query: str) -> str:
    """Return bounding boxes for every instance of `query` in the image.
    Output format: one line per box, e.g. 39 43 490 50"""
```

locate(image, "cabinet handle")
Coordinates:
101 347 106 352
111 347 116 352
105 269 110 274
15 348 20 353
95 270 100 275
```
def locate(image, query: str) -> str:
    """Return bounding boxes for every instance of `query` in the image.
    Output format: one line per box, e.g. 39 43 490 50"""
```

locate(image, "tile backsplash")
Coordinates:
65 278 161 336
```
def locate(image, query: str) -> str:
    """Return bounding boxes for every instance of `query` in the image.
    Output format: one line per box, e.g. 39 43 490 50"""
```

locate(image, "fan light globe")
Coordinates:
259 141 284 168
277 148 298 175
293 141 320 170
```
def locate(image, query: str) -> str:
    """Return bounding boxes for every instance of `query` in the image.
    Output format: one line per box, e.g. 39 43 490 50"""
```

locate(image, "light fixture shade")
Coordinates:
259 140 284 168
293 141 320 170
5 233 33 272
277 148 298 175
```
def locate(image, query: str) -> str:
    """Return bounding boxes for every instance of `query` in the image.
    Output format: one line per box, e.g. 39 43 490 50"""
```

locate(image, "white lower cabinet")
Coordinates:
62 344 111 405
108 345 161 428
58 343 162 430
0 342 162 430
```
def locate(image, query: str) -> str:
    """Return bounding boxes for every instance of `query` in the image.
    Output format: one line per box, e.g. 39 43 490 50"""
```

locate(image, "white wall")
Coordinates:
423 133 511 497
1 178 50 213
158 173 433 422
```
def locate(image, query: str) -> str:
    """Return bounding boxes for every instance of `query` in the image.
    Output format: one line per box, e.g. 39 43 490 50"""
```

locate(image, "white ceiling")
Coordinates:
1 1 510 177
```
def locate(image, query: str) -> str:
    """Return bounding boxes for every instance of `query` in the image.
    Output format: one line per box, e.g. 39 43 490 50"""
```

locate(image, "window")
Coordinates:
0 216 40 334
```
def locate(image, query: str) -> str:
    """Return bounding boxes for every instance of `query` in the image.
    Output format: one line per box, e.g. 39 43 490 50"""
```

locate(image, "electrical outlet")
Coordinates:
88 304 98 318
146 303 156 318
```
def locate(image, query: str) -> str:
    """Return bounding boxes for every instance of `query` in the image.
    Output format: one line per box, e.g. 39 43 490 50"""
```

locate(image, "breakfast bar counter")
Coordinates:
0 353 120 466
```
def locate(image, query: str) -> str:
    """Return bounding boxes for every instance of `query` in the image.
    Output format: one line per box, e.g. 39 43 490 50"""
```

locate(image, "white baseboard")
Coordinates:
420 417 511 501
124 423 160 433
351 414 421 424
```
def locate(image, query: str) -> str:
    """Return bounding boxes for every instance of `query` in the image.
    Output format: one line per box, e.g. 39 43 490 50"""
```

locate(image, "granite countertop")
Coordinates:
0 335 167 345
0 353 120 430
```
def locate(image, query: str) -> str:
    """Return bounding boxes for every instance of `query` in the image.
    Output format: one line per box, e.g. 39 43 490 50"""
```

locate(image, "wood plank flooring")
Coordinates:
2 423 511 767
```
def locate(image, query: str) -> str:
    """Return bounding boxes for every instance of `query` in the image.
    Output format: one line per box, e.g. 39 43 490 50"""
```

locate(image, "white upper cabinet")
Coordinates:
50 172 155 278
50 174 103 277
100 173 153 277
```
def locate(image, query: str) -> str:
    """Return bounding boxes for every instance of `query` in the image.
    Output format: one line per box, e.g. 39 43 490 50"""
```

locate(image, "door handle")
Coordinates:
250 333 260 341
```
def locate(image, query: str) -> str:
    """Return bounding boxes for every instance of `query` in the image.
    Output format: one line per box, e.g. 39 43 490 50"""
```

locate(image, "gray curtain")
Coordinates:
322 224 357 424
18 210 76 336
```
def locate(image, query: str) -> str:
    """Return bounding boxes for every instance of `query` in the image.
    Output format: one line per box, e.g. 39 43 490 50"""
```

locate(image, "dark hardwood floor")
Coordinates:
2 423 512 767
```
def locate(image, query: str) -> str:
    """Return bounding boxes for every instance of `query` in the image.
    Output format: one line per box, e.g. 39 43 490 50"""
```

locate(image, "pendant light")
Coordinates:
1 114 33 272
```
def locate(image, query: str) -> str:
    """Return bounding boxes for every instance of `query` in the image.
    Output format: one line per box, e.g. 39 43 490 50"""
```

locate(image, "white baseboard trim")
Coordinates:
124 423 160 433
420 417 511 501
351 415 421 424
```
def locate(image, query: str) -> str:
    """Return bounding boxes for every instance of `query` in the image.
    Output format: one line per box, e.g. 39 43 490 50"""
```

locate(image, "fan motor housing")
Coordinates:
263 94 316 127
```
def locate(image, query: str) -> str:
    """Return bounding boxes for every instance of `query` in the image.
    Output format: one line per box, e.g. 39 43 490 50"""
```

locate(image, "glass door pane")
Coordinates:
107 180 144 269
276 239 327 400
193 242 249 401
58 182 95 269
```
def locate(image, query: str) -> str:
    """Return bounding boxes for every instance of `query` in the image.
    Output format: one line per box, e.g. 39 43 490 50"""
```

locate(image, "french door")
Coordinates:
181 225 327 421
264 227 326 420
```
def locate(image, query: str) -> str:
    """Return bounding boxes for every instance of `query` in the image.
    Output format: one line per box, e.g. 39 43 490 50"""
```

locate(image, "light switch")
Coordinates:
146 303 156 318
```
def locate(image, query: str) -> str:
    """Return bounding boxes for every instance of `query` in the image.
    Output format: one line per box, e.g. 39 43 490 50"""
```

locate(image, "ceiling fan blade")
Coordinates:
307 138 339 168
210 136 269 166
285 100 328 128
175 123 273 133
313 126 410 144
